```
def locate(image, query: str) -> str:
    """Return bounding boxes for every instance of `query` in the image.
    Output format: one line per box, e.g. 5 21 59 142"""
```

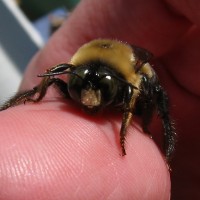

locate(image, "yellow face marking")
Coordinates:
81 89 101 107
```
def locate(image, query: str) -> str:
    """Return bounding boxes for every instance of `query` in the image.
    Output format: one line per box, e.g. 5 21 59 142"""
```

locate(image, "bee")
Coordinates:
0 39 176 162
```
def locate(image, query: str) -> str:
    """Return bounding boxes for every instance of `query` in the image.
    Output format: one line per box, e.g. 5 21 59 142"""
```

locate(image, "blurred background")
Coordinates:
0 0 80 103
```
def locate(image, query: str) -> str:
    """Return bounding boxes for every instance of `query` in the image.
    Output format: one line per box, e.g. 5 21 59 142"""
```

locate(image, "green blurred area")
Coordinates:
19 0 80 20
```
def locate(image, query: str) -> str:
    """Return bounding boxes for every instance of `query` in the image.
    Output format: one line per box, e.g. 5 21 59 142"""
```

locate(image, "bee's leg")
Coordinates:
0 87 38 111
32 63 73 100
0 63 74 111
0 77 69 111
0 76 52 111
120 85 137 156
24 77 53 103
139 74 176 162
137 75 155 137
155 85 176 162
50 78 69 98
25 77 69 103
29 63 74 102
140 103 155 138
120 110 133 156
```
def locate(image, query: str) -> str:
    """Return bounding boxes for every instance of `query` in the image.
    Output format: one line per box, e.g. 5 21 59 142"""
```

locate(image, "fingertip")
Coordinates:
0 100 171 199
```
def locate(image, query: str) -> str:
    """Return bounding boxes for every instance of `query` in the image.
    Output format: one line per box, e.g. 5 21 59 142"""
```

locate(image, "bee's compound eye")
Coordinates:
99 75 118 105
68 72 84 103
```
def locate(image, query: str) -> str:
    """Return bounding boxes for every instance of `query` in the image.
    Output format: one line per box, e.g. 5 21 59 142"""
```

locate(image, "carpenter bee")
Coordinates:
0 39 176 162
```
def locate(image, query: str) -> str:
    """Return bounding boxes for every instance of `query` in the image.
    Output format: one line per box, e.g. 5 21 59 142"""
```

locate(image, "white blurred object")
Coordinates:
0 0 44 101
0 44 21 103
2 0 44 49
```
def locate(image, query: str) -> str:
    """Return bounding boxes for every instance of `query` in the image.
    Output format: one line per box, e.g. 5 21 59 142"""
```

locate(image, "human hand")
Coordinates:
0 0 199 199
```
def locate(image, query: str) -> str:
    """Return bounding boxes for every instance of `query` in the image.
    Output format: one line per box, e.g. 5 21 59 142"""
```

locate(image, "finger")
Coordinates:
166 0 200 26
160 25 200 200
162 28 200 96
1 1 175 198
55 0 191 55
0 102 170 200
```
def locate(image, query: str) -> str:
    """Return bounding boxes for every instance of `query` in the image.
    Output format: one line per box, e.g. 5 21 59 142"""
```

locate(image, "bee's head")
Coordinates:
68 62 123 113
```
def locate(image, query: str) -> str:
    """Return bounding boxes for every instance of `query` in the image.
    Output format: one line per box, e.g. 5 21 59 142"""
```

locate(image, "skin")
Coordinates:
0 0 200 199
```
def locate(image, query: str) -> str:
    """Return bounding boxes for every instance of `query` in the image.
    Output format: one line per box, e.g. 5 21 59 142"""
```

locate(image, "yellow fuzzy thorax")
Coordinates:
70 39 139 82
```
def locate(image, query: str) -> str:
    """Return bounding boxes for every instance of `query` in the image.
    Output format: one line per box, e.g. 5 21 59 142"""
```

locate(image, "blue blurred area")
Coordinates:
34 7 69 42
